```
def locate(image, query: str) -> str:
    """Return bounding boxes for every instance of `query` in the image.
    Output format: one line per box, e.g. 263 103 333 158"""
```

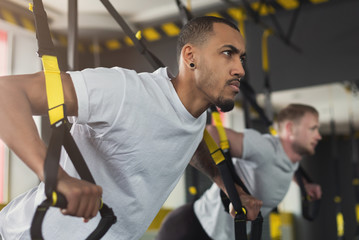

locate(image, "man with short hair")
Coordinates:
156 103 322 240
0 16 262 240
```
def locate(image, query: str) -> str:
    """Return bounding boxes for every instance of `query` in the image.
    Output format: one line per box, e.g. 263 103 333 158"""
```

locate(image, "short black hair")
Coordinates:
176 16 240 61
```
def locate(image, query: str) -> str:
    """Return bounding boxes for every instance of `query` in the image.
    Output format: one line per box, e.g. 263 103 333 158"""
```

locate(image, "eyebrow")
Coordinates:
222 44 246 57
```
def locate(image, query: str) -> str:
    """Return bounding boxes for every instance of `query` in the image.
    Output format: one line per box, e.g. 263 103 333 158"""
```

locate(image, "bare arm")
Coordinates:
0 72 101 221
0 72 76 179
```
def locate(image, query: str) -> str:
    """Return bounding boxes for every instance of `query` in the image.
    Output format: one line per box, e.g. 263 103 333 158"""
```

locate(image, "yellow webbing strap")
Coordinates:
336 212 344 237
42 55 65 125
261 29 273 73
238 7 246 41
203 129 225 165
334 196 345 237
211 111 230 151
269 125 277 136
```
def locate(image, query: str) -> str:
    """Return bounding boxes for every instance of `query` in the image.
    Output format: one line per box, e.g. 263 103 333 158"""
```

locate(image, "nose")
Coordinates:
231 58 245 79
316 131 322 140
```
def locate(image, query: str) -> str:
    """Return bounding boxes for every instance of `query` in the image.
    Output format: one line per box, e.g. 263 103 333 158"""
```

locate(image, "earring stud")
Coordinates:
190 63 195 68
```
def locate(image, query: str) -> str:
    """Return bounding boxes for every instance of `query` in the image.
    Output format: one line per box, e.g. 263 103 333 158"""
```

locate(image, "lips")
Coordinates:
228 79 240 92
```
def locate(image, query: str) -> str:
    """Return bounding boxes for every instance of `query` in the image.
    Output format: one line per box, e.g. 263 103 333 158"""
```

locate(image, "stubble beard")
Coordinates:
216 97 234 112
292 141 314 157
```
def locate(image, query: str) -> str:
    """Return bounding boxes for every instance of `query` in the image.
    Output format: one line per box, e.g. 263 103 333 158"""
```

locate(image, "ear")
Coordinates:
285 121 295 140
181 44 196 68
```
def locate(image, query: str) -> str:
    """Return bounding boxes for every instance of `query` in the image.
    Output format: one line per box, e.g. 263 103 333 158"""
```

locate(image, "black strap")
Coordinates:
30 123 117 240
175 0 193 26
100 0 165 70
350 122 359 236
295 166 320 221
30 0 116 239
330 118 345 240
210 107 262 240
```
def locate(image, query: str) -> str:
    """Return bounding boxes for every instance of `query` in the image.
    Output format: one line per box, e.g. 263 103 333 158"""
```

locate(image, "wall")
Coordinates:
0 20 41 201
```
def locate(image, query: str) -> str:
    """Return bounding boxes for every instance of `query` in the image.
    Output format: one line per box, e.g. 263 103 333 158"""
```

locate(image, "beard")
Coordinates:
292 141 314 157
216 98 235 112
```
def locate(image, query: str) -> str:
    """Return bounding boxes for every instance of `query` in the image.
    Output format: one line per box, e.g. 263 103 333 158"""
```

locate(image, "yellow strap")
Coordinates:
334 196 341 203
42 55 65 125
336 212 344 237
203 129 225 165
238 7 246 40
52 191 58 206
188 186 197 195
269 125 277 136
211 111 230 150
99 198 104 210
187 0 191 10
356 204 359 224
261 29 272 73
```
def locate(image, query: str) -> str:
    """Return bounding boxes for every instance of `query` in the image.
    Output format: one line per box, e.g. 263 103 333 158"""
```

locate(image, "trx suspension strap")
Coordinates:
261 28 274 123
175 0 193 26
350 120 359 236
235 8 252 129
204 106 263 240
343 83 359 236
29 1 116 239
294 165 320 221
100 0 165 70
330 113 345 240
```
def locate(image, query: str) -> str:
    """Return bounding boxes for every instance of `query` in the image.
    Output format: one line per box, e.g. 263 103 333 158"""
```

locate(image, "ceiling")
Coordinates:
9 0 228 38
2 0 358 132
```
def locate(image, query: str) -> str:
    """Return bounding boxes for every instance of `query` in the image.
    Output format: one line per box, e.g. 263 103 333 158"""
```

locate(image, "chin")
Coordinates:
217 100 234 112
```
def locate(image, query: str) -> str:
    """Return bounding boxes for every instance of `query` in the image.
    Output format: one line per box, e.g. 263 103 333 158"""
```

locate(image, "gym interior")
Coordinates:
0 0 358 239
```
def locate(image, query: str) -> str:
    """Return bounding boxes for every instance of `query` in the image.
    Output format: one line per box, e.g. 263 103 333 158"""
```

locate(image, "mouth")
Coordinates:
228 79 241 92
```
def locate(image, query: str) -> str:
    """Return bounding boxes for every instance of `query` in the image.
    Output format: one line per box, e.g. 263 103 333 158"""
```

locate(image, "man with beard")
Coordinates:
156 103 322 240
0 16 262 240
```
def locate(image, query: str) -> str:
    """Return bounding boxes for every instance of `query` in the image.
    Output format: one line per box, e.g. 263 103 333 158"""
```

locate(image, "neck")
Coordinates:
171 72 211 118
280 137 302 164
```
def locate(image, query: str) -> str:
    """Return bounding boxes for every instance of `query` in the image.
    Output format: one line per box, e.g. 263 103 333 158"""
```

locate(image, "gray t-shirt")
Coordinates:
194 129 299 240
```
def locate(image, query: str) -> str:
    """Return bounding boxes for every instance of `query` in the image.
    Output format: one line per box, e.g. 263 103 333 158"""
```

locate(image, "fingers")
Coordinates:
306 183 322 200
229 198 262 221
229 203 235 218
57 175 103 221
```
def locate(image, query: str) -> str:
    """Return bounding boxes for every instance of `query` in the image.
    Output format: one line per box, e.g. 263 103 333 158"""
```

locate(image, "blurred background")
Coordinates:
0 0 358 239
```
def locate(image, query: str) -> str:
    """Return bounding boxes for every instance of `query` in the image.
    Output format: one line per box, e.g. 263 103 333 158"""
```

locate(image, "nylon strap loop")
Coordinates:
211 111 230 150
261 29 272 73
203 129 225 165
41 55 65 125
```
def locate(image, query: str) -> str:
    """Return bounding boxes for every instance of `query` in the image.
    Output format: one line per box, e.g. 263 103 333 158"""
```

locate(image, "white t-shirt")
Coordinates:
194 129 299 240
0 67 206 240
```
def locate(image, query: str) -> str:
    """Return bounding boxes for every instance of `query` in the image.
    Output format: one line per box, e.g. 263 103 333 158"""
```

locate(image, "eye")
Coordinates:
223 50 233 57
240 55 246 64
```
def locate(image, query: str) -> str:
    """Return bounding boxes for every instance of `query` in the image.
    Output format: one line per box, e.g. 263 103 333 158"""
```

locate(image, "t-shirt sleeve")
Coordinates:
68 67 129 135
241 129 274 165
